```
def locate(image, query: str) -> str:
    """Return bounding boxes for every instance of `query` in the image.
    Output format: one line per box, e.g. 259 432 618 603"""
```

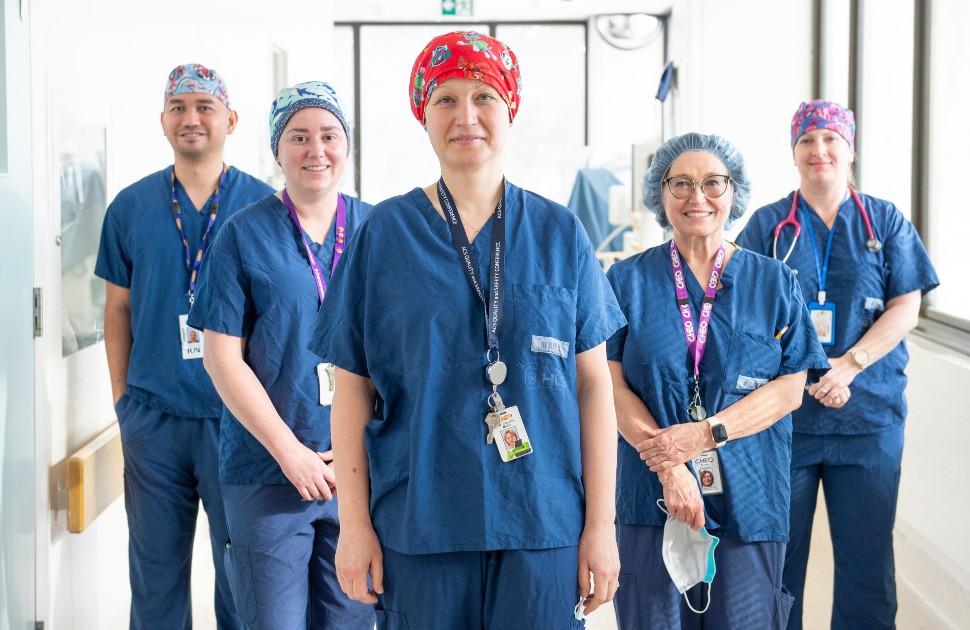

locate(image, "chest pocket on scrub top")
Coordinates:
853 260 889 331
510 284 577 390
721 329 782 399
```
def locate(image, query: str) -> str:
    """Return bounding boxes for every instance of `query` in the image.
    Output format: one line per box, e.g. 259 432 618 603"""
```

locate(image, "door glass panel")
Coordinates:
57 122 107 356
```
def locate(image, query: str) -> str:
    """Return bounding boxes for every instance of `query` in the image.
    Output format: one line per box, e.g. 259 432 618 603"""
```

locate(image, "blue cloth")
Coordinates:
784 428 903 630
566 168 626 251
115 392 238 630
736 191 940 435
379 546 584 629
309 183 626 555
187 193 371 484
737 191 938 629
614 525 792 629
606 245 829 542
95 165 274 418
221 484 375 630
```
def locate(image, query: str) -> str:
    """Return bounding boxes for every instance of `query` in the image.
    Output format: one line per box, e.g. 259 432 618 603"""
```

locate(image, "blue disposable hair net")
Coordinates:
641 132 752 230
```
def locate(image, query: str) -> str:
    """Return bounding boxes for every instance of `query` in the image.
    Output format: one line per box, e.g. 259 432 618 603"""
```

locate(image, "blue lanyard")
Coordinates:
799 197 837 304
437 178 506 355
171 165 227 305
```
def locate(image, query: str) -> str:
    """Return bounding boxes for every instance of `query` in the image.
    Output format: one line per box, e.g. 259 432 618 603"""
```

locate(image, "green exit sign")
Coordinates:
442 0 473 16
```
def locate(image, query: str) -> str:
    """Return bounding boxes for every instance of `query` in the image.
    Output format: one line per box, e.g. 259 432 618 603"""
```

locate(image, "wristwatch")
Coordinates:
848 346 870 370
707 417 728 448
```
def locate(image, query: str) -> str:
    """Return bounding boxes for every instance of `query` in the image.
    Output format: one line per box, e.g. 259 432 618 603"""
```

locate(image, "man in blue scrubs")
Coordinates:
95 64 273 629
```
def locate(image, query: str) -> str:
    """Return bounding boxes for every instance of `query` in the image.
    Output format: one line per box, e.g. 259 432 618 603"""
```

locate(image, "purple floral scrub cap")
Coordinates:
163 63 231 109
790 100 855 150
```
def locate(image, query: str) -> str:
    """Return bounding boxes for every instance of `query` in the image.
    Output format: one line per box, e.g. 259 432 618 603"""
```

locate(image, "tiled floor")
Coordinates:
191 490 954 629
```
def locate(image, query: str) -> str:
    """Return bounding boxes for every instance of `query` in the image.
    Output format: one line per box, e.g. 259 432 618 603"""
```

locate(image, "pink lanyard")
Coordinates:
670 240 726 420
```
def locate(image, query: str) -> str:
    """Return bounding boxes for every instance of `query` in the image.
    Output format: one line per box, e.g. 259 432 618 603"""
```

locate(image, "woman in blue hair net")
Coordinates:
606 132 829 629
736 101 939 630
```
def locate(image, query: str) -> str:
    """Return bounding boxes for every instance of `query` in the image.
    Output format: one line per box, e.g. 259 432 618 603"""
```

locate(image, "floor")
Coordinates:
190 489 953 629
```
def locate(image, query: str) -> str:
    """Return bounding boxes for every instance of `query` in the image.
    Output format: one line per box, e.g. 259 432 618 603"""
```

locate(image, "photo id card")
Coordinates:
178 314 204 360
490 406 534 462
808 301 836 346
317 363 336 406
693 450 724 495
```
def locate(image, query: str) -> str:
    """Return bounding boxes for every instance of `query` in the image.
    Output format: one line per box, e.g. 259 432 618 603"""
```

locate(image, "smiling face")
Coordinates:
160 92 237 161
662 150 733 241
793 128 854 191
504 430 517 449
700 471 714 487
276 107 347 199
423 78 510 174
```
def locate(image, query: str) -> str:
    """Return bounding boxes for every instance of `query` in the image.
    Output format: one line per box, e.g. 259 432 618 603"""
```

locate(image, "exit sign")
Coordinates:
442 0 473 16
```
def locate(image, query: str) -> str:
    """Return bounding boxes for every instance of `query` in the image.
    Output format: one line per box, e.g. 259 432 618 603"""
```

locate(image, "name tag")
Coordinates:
317 363 336 406
693 450 724 495
178 314 204 360
808 301 836 346
490 406 534 462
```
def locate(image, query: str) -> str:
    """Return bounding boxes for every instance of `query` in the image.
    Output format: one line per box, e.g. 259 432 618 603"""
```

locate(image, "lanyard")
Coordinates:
799 196 837 304
281 189 347 305
437 178 506 356
669 240 726 380
171 164 227 304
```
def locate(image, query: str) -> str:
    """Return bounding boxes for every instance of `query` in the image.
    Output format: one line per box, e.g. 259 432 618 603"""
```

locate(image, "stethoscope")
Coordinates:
772 188 882 263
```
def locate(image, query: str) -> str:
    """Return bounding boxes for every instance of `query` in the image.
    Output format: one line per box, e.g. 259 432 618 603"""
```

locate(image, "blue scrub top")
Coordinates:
736 192 939 435
95 166 274 418
309 183 626 555
607 244 829 542
188 193 372 485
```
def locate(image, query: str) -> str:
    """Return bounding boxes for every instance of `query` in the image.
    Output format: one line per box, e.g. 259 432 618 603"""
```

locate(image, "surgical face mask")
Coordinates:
658 500 719 614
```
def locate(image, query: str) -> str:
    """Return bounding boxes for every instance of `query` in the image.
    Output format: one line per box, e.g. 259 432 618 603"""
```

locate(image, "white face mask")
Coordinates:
658 500 720 614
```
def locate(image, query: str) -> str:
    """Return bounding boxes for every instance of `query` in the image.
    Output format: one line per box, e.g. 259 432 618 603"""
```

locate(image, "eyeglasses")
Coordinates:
662 175 732 200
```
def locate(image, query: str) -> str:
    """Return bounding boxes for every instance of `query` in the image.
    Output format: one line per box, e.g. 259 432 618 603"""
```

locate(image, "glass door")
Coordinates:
0 0 36 627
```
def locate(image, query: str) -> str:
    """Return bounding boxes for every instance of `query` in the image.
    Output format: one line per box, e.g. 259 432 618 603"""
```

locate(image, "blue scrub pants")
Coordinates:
614 524 792 630
378 545 585 629
116 393 239 630
221 483 375 630
784 428 904 630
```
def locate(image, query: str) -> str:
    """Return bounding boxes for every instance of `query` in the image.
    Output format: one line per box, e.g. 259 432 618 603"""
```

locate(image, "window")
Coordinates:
922 0 970 328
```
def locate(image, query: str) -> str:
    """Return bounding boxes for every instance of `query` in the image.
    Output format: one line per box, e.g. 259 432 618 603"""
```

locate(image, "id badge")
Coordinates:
316 363 336 406
178 314 204 360
490 406 534 462
693 450 724 495
808 301 836 346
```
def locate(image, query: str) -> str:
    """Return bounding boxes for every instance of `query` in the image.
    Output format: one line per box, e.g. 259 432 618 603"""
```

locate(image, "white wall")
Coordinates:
667 0 814 238
899 337 970 592
29 2 333 627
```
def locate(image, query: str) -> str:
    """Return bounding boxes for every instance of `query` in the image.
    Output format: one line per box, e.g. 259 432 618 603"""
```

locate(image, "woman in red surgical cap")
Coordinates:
737 100 939 630
308 30 626 628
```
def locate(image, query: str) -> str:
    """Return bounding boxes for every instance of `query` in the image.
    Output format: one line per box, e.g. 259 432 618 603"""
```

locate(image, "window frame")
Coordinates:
334 20 592 200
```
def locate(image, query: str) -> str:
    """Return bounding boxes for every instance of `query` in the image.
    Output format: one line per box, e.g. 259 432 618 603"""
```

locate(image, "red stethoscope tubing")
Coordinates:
772 188 881 263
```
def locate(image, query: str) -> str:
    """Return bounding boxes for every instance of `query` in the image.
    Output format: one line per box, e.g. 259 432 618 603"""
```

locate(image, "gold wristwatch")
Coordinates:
848 346 870 370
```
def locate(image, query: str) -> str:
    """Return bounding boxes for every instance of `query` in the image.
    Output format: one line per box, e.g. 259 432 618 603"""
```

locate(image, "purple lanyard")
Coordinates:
670 240 726 379
171 164 227 304
281 189 347 305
